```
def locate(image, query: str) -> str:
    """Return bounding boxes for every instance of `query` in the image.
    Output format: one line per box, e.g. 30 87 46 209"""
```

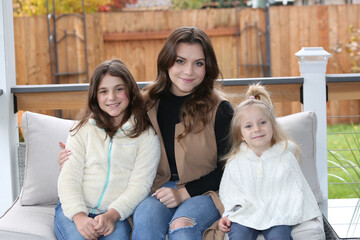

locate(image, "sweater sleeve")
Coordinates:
58 131 88 220
185 101 234 197
219 160 242 216
109 128 161 220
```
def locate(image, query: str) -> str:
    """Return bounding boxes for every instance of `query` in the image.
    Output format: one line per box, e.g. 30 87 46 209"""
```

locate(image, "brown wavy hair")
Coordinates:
72 59 150 138
143 26 223 139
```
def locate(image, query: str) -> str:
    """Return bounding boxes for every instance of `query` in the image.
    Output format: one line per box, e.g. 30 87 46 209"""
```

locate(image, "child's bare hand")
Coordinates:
73 213 99 240
218 216 231 233
59 141 66 149
58 142 71 169
94 209 120 236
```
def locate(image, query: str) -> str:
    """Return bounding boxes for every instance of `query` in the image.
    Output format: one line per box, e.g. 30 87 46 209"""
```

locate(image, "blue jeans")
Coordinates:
54 201 131 240
131 181 220 240
228 222 293 240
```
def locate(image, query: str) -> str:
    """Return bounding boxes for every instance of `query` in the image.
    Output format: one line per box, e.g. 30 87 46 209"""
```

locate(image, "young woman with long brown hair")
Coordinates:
131 26 234 240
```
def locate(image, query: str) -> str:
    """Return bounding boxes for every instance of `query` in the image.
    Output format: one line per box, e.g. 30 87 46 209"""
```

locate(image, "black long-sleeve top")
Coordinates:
157 91 234 197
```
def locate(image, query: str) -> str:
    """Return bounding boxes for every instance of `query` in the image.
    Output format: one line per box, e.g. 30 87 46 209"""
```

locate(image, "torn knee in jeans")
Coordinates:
169 217 196 232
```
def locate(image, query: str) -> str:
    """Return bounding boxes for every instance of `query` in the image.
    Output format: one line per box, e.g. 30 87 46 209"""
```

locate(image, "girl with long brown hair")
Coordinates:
54 59 160 240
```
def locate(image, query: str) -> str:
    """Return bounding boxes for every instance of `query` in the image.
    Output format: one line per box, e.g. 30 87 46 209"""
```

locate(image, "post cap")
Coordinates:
295 47 331 62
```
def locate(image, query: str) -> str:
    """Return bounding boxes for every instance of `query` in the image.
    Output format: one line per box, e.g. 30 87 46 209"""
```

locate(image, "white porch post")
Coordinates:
295 47 330 215
0 0 18 216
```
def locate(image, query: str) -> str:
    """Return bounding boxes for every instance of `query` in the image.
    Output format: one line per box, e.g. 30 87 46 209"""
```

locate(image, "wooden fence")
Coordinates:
13 5 360 122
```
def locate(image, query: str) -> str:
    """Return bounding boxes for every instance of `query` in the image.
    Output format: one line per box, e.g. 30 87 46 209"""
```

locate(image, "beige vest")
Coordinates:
147 96 222 190
147 95 226 240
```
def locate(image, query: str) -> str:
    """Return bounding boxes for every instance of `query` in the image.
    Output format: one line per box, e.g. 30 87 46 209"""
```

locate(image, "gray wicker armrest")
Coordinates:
17 142 26 189
323 214 340 240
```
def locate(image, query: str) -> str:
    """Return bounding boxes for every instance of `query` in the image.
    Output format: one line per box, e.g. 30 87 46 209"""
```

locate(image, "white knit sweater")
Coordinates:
219 141 321 230
58 117 161 221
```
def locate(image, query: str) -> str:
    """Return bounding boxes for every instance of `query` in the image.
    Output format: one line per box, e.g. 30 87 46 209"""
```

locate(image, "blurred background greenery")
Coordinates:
328 124 360 199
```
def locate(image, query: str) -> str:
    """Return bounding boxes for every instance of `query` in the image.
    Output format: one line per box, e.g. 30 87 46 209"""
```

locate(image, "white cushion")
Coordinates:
20 112 75 206
0 198 56 239
291 216 325 239
277 111 323 203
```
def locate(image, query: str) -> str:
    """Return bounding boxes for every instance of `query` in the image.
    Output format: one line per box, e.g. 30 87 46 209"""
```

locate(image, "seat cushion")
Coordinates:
0 198 56 240
291 216 325 239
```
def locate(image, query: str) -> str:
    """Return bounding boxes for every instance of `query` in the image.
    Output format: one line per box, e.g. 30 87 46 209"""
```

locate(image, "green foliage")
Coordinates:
12 0 133 16
172 0 210 9
13 0 46 16
217 0 243 8
328 124 360 199
346 25 360 73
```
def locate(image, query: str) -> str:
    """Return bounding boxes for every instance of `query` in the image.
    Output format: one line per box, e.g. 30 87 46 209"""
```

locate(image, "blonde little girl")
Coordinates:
218 84 322 240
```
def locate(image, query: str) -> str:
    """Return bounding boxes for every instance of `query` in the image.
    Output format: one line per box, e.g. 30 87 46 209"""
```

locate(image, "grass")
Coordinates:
328 123 360 199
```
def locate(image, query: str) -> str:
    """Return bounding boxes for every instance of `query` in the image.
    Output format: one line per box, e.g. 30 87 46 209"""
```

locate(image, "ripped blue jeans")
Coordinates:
131 181 220 240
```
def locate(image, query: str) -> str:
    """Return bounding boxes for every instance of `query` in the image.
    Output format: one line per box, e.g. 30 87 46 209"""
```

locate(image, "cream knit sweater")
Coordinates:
219 141 321 230
58 118 161 221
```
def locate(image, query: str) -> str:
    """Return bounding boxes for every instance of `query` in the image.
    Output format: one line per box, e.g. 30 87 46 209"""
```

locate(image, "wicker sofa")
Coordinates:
0 111 326 239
